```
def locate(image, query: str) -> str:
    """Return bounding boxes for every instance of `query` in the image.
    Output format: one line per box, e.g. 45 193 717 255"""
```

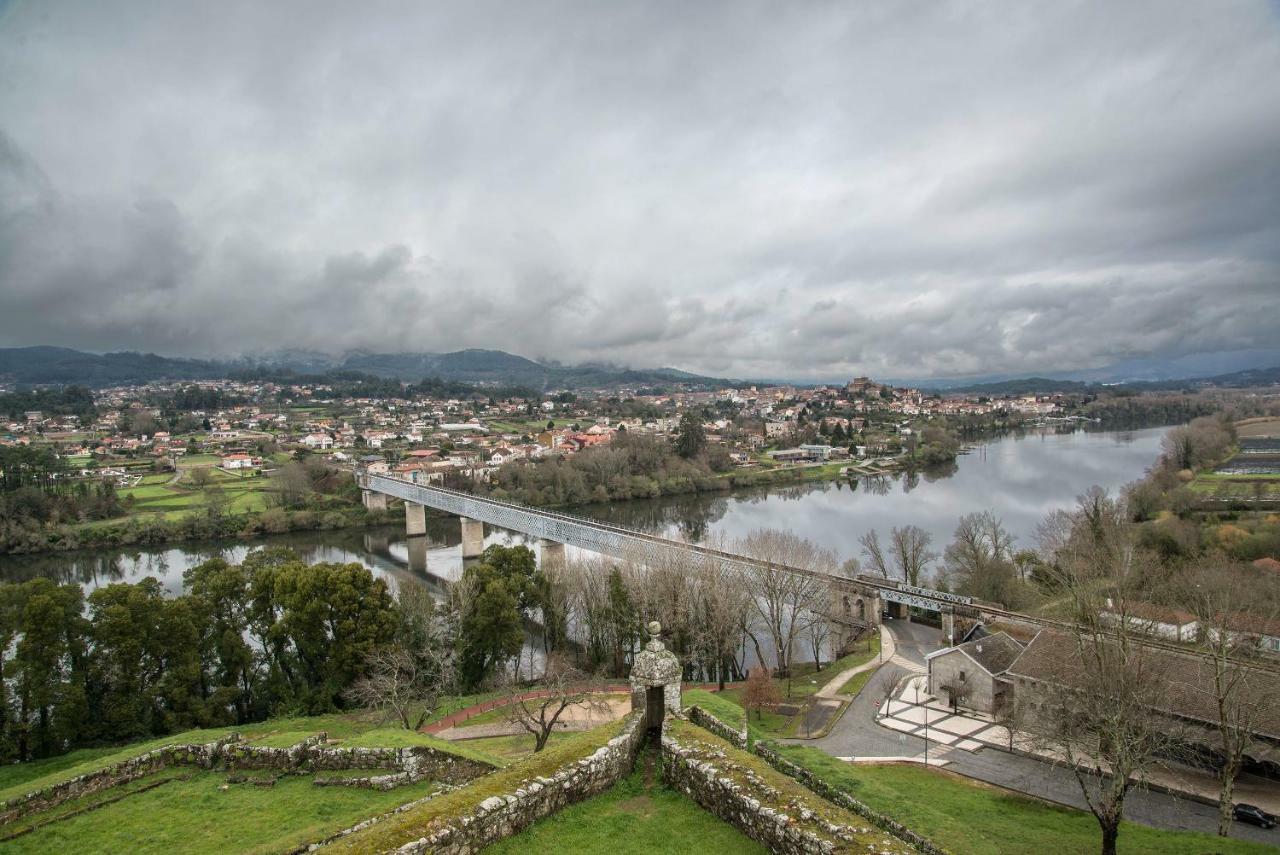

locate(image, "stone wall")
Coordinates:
394 712 646 854
660 728 914 854
0 734 239 823
752 742 945 855
686 704 748 749
0 732 493 823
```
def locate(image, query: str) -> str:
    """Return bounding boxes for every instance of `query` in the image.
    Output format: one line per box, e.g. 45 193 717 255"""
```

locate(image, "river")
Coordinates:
0 425 1169 594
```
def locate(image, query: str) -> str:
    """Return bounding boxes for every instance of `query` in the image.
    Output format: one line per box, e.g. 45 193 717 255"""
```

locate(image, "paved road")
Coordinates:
797 620 1278 847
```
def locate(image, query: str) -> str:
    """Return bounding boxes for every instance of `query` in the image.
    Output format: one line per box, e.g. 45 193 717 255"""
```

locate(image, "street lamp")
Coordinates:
915 682 929 764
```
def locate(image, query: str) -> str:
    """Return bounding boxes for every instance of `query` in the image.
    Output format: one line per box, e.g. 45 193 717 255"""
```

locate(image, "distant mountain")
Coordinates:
0 346 223 386
931 365 1280 396
0 346 735 391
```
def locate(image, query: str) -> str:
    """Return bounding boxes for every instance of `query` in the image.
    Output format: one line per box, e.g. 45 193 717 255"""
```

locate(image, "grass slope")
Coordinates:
6 770 442 855
486 756 767 855
773 745 1273 855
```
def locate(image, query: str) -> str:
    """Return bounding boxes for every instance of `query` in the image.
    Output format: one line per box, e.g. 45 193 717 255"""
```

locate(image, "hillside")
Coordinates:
0 346 735 390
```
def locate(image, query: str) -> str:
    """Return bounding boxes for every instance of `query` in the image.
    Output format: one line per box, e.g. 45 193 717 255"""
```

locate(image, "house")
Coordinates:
1099 602 1198 642
1004 629 1280 757
926 632 1024 714
221 453 259 470
301 433 333 450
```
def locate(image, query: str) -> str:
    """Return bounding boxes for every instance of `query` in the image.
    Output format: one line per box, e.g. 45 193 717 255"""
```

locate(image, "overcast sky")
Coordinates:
1 1 1278 381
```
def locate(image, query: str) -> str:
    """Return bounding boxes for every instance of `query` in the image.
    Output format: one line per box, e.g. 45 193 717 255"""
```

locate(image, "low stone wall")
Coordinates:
0 732 494 824
662 730 886 854
686 705 748 749
395 712 647 854
0 734 239 823
752 742 945 855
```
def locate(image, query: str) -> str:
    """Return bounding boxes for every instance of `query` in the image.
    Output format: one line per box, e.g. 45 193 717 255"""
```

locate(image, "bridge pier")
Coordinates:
460 516 485 559
942 609 955 646
405 502 426 536
361 489 387 512
406 534 428 573
540 539 566 572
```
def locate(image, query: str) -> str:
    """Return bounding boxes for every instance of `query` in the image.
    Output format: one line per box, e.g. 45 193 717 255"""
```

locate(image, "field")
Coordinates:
113 464 276 520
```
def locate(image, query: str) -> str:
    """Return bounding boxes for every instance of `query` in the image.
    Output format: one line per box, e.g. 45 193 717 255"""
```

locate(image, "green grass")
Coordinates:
837 668 877 698
682 689 747 732
772 745 1274 855
6 769 444 855
0 707 497 805
455 732 573 763
324 717 633 853
486 757 768 855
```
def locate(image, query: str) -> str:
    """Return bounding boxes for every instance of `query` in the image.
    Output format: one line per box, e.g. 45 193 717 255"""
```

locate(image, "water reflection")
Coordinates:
0 426 1169 594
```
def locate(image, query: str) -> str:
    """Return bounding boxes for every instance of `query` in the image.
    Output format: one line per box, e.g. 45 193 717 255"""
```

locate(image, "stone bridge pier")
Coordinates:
829 585 881 656
539 539 566 572
405 502 426 536
361 489 388 512
460 516 485 559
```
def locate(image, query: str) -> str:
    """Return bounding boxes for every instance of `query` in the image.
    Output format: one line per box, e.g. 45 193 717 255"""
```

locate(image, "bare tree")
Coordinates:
690 542 753 690
742 665 780 721
1177 558 1280 836
739 529 834 678
889 525 936 587
1027 492 1183 855
859 529 890 577
502 656 609 752
944 511 1018 604
345 645 454 731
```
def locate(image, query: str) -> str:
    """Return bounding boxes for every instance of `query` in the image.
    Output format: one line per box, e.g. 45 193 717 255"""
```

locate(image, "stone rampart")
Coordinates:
0 734 239 823
686 704 748 749
393 712 646 854
752 742 945 855
0 732 493 823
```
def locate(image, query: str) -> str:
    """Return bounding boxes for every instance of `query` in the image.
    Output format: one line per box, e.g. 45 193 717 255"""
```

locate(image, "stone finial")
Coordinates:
648 620 661 639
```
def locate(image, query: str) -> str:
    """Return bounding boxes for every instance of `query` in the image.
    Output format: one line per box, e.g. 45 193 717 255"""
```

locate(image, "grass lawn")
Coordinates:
0 706 502 805
455 731 573 764
6 769 443 855
772 745 1274 855
837 667 877 698
486 757 767 855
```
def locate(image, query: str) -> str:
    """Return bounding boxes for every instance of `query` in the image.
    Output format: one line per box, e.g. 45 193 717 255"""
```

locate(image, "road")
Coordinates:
799 620 1278 847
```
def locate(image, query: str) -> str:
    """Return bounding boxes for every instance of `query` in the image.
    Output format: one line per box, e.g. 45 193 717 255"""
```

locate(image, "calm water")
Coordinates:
0 426 1168 594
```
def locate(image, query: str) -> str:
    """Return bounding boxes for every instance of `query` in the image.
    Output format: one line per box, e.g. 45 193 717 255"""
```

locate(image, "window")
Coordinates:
959 670 967 682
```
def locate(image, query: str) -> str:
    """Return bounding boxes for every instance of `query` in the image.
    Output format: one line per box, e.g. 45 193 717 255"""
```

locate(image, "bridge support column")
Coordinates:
405 502 426 536
361 490 387 512
460 517 485 559
406 534 428 573
540 539 566 572
942 609 955 646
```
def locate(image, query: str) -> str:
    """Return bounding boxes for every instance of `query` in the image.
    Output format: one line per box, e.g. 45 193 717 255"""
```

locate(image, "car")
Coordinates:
1233 803 1277 829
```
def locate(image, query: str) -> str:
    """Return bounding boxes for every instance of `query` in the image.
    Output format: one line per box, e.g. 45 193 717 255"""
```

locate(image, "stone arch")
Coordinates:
855 598 866 621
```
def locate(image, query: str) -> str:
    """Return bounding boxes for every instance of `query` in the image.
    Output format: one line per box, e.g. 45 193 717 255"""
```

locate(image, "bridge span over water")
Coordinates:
359 470 1280 673
357 471 992 643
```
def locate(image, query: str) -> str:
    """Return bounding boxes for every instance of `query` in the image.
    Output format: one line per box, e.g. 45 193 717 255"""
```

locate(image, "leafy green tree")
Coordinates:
185 558 256 723
457 563 524 689
674 411 707 459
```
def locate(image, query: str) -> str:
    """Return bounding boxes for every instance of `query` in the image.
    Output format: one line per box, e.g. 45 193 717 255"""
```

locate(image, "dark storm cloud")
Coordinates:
1 0 1278 379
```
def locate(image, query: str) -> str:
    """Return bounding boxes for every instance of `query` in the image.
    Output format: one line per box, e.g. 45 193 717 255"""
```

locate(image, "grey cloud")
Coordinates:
0 1 1278 380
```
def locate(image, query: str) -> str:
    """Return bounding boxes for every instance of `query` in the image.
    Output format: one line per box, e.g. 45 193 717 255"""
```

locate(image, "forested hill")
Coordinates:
0 345 735 390
930 366 1280 396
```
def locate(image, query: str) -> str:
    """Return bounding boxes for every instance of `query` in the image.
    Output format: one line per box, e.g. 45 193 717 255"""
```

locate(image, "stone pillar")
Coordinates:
630 621 683 729
361 489 387 511
942 609 955 646
406 534 428 573
539 539 566 572
460 516 485 559
405 502 426 536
